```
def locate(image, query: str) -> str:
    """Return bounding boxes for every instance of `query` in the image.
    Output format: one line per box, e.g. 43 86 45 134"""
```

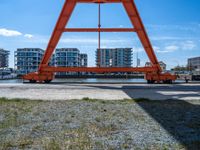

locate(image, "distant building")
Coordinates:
15 48 87 76
159 61 167 71
0 49 9 68
96 48 133 67
145 61 166 71
55 48 80 67
55 48 88 75
15 48 45 75
80 54 88 67
188 56 200 75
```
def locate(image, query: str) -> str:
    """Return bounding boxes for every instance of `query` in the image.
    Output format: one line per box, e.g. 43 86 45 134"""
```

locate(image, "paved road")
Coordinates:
0 83 199 100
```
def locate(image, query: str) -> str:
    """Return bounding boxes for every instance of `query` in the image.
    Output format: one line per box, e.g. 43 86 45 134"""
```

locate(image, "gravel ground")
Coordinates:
0 98 200 150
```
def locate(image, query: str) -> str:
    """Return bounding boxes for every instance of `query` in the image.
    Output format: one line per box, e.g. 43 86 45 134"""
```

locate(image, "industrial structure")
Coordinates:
96 48 132 67
0 49 9 68
23 0 177 83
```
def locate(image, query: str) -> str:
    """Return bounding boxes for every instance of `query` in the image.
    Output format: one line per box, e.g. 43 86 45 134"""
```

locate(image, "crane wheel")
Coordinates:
44 80 52 84
147 80 155 84
29 80 37 83
163 80 172 84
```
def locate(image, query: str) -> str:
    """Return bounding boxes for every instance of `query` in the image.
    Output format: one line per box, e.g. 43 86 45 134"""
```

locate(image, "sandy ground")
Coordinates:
0 83 199 100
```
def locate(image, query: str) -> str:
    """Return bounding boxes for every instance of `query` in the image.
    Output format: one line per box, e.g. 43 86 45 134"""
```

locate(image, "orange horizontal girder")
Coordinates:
42 66 157 73
77 0 123 3
64 28 136 32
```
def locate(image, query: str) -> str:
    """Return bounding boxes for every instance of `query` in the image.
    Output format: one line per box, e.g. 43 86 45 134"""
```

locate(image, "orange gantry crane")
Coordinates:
23 0 177 83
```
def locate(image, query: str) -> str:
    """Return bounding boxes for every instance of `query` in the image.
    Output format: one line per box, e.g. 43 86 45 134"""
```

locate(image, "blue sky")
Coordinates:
0 0 200 69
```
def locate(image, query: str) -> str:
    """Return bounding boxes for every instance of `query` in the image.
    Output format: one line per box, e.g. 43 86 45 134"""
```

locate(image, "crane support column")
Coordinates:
23 0 177 83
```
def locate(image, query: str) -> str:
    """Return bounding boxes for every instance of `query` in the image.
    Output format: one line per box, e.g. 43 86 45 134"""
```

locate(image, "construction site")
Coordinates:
0 0 200 149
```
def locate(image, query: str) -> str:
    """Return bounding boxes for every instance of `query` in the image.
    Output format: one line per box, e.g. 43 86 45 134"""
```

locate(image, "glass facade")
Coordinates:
96 48 133 67
0 49 9 68
15 48 55 75
55 48 88 75
188 57 200 71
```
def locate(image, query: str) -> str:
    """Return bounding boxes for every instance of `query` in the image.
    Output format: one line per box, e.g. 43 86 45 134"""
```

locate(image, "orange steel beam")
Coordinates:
77 0 122 3
42 66 157 73
64 28 136 32
122 0 161 71
38 0 76 71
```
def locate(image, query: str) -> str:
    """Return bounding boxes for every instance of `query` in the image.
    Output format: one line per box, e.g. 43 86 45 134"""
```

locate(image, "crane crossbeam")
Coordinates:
64 28 136 32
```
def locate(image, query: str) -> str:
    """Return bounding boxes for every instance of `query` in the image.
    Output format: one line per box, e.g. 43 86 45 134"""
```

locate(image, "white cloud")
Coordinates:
151 36 183 41
153 46 161 51
155 45 179 53
181 40 196 50
154 40 198 53
24 34 34 39
148 24 198 32
132 46 144 52
0 28 22 37
165 45 179 51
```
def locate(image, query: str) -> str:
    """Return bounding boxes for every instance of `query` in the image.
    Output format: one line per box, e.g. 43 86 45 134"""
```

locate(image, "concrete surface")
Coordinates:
0 83 199 100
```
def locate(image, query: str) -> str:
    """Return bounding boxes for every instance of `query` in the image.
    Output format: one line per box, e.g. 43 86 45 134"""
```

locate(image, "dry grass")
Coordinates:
0 97 200 150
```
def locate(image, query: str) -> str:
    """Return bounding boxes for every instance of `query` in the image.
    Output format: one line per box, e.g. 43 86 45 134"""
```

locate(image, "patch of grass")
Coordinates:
82 97 91 101
63 128 92 149
0 97 43 104
18 139 34 149
32 124 43 132
44 139 61 150
95 117 101 123
0 111 18 129
89 123 118 137
81 97 151 105
82 97 99 103
0 97 26 103
1 141 15 149
1 139 33 149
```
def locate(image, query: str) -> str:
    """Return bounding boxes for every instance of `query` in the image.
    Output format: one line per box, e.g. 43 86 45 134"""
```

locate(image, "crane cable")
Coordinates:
98 3 101 67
